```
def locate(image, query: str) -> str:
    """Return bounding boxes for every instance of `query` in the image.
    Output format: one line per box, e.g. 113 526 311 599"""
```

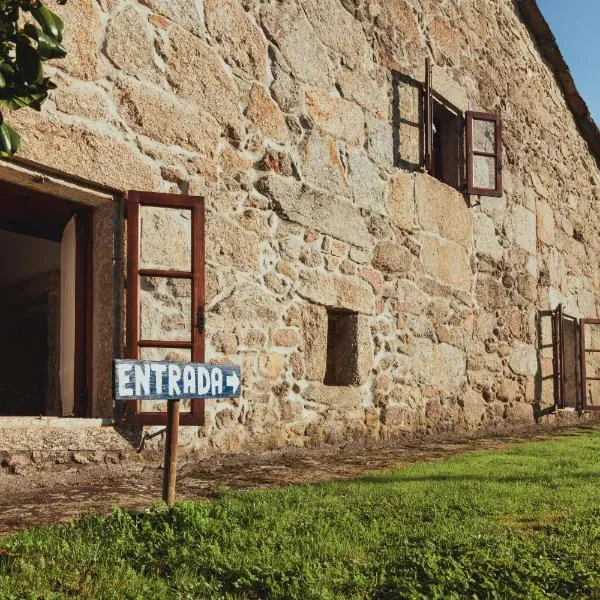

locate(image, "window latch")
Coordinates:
197 305 205 335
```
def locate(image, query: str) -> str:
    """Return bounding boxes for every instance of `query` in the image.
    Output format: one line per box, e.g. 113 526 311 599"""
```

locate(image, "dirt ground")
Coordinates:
1 425 597 536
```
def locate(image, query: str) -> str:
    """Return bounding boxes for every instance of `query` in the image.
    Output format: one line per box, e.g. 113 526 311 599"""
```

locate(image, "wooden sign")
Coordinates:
113 359 241 509
114 359 241 401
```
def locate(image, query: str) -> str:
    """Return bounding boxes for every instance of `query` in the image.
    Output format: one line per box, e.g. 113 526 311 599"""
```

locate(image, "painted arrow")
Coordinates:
226 370 240 394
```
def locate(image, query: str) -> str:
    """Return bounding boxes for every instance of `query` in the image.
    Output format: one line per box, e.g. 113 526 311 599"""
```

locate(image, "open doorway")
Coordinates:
0 181 92 417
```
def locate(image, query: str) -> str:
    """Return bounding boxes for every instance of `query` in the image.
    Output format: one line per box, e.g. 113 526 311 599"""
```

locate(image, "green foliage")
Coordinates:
3 430 600 598
0 0 67 157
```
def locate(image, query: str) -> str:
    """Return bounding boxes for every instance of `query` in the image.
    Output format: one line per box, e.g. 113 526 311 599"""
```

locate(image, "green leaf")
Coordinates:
0 121 21 156
16 37 43 84
24 23 67 59
31 3 64 44
0 62 16 78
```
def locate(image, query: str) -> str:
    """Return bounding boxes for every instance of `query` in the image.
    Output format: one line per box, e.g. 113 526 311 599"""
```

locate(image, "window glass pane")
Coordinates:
473 155 496 190
140 276 191 341
472 119 495 153
140 206 192 271
139 346 192 413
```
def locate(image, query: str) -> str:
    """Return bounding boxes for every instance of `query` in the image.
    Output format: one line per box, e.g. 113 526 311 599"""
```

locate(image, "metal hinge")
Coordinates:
197 305 205 335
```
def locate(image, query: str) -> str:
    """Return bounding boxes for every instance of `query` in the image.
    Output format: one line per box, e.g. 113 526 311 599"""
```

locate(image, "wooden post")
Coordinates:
162 399 180 508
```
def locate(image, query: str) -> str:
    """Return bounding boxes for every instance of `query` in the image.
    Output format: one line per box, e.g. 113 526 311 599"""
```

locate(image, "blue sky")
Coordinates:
537 0 600 124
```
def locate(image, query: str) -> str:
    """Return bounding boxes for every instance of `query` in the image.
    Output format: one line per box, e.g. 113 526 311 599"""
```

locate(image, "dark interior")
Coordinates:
0 182 82 416
431 98 463 191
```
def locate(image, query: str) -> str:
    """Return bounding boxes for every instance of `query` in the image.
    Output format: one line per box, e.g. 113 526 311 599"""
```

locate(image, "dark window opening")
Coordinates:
0 182 92 417
324 308 360 387
431 99 462 191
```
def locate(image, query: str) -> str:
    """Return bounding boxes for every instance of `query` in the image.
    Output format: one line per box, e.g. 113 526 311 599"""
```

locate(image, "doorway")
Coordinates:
0 181 92 417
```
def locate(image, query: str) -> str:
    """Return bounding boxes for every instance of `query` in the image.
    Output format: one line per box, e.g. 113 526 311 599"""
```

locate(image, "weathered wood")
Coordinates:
163 399 180 508
114 359 241 401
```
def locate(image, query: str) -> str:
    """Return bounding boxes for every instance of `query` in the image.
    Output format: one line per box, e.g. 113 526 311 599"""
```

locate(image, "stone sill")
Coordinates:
0 417 114 429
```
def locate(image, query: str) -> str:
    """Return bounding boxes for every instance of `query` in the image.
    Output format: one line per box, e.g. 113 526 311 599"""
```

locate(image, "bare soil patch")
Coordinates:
1 425 596 536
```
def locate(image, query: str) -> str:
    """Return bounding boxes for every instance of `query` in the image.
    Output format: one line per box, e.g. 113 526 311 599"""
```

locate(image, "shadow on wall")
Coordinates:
391 70 423 172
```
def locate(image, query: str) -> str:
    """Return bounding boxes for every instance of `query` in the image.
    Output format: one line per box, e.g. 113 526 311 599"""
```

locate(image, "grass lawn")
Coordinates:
2 431 600 599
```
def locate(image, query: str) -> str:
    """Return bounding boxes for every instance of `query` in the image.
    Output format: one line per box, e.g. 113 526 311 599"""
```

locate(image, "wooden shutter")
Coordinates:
125 192 205 426
466 111 503 197
424 58 433 173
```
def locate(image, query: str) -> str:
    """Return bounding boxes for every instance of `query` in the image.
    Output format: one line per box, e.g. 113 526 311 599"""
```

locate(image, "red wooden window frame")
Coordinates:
125 191 205 426
579 319 600 411
466 111 503 197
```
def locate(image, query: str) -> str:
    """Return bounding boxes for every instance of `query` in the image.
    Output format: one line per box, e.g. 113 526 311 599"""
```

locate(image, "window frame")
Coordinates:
466 111 503 197
125 191 205 426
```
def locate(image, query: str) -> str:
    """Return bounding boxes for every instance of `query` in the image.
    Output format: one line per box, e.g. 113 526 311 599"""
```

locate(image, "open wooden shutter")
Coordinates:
466 111 503 197
424 58 433 173
125 192 205 426
552 304 581 410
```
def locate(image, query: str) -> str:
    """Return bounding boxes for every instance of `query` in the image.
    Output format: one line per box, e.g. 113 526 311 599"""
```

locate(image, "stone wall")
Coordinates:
6 0 600 454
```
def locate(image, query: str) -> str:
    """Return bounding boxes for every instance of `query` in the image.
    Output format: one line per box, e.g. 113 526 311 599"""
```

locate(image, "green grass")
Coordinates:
3 431 600 599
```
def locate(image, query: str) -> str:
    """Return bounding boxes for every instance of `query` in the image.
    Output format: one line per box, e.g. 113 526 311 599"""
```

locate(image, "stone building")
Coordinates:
1 0 599 458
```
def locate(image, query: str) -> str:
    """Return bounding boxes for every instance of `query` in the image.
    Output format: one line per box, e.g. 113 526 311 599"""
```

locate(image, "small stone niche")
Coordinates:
324 308 362 386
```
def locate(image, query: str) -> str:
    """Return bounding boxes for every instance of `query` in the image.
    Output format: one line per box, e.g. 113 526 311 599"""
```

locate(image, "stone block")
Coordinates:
413 339 466 393
346 148 385 210
205 0 267 81
431 65 469 112
460 389 485 428
504 402 534 424
497 379 520 403
300 132 348 197
428 16 465 63
305 91 365 147
508 343 537 377
415 174 472 248
114 79 221 155
302 304 328 381
53 80 109 121
537 200 555 245
386 173 415 231
326 312 372 386
303 383 363 409
51 0 100 80
373 242 414 275
270 328 299 348
166 25 242 139
475 275 508 311
211 331 238 355
260 5 333 89
366 113 394 167
206 215 259 272
258 174 371 249
213 283 279 326
106 7 161 84
10 111 160 191
139 0 205 37
337 68 390 120
297 271 375 315
302 0 369 67
247 85 288 142
474 212 503 261
420 235 471 291
259 353 285 379
505 204 536 255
